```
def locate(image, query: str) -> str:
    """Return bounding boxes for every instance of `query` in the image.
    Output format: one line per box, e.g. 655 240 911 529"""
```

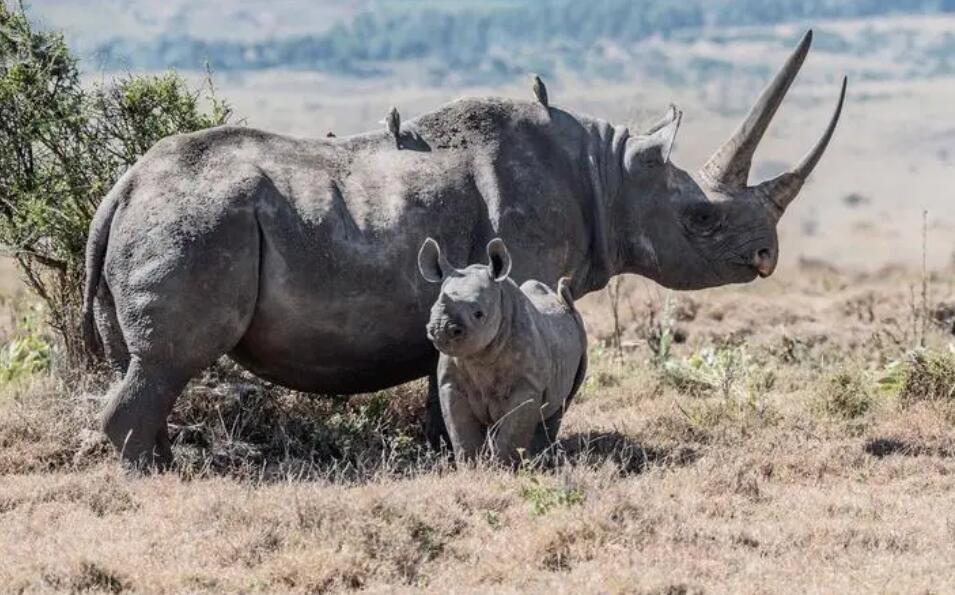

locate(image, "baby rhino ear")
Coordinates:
486 238 512 282
418 238 451 283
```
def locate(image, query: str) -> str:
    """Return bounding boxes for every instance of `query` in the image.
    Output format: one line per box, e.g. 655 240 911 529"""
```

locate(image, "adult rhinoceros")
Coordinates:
83 31 845 467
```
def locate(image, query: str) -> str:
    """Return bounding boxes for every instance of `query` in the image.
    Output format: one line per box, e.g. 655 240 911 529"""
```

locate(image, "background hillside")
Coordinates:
30 0 955 87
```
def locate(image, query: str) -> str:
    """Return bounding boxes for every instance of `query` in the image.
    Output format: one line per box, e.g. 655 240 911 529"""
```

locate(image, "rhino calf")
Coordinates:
418 237 587 463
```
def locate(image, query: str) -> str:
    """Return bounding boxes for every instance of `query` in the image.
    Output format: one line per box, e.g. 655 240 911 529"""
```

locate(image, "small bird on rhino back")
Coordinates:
418 236 587 464
531 74 548 108
383 106 401 147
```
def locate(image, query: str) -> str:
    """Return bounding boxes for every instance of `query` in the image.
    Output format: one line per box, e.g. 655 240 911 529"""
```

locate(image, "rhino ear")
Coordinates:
644 103 678 135
625 108 682 169
418 238 451 283
486 238 512 282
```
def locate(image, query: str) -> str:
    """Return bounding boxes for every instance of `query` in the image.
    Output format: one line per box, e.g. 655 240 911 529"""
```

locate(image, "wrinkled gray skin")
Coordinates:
82 30 845 467
419 238 587 462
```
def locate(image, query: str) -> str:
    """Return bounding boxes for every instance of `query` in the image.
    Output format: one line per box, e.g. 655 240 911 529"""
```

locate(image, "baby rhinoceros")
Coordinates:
418 237 588 463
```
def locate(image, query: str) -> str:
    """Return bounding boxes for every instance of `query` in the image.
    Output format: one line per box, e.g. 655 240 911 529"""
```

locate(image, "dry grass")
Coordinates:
1 264 955 593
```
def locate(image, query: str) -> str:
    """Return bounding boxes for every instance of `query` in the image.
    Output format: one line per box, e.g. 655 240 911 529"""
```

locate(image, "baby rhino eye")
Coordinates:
474 310 484 320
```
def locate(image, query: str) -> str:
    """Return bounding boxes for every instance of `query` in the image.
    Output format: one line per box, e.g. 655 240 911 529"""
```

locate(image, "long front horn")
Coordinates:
754 76 848 213
700 30 814 189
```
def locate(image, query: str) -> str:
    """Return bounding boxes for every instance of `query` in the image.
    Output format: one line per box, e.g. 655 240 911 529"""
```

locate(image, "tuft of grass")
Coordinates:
520 476 584 516
816 368 875 419
169 359 433 480
662 344 775 402
880 347 955 405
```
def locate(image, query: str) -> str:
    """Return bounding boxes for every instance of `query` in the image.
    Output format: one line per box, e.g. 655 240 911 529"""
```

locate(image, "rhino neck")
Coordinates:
574 118 630 296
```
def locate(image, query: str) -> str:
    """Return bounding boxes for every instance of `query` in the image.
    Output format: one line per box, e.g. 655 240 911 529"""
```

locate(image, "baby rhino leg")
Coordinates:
439 385 485 461
489 386 543 464
528 407 565 456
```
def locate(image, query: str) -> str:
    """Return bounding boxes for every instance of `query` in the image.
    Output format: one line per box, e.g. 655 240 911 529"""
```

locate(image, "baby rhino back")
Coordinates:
520 277 587 413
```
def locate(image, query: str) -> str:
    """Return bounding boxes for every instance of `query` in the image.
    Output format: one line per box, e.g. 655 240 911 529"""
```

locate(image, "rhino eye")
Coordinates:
474 310 484 320
684 203 721 235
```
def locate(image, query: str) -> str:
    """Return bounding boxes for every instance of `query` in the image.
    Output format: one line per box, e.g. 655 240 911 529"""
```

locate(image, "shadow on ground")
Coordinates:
549 431 700 476
863 436 955 458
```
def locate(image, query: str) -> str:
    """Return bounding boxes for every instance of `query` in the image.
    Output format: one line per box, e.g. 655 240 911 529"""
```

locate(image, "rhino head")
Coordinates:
612 31 846 290
418 237 512 357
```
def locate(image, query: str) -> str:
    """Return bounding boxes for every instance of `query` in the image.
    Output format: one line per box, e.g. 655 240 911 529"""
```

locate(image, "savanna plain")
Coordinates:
2 16 955 595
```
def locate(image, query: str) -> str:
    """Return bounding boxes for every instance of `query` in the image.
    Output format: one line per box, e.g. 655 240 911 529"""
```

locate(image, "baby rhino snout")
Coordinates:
426 316 466 350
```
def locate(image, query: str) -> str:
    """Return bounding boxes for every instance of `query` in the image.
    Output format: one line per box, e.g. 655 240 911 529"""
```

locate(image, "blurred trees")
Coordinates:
93 0 954 80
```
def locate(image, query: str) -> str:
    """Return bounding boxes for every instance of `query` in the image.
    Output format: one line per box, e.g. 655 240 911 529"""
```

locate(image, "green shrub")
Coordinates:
0 301 51 383
816 368 873 419
0 3 231 365
884 347 955 406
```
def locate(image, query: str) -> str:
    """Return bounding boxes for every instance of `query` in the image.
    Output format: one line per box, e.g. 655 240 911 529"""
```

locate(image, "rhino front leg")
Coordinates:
438 383 485 462
489 387 543 464
425 372 452 450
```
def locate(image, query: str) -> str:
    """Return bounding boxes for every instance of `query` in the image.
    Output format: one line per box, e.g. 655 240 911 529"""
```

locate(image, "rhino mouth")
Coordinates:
725 260 762 282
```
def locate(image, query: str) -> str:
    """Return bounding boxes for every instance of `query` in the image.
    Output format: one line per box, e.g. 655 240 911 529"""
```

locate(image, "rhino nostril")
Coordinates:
753 248 775 277
450 327 464 338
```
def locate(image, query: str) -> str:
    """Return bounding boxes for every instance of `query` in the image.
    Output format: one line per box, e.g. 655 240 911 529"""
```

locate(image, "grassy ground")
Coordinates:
1 262 954 593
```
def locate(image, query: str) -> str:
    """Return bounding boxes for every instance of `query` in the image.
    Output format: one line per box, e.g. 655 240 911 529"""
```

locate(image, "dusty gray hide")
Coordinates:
418 237 587 462
82 30 845 467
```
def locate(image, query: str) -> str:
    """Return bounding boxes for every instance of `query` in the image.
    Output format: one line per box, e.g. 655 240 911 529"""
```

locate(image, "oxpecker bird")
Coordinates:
531 74 548 108
326 131 336 138
384 106 400 147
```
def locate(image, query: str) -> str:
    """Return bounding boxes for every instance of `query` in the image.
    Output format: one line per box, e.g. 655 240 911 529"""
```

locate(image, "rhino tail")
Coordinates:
566 343 588 409
557 277 575 310
81 188 121 360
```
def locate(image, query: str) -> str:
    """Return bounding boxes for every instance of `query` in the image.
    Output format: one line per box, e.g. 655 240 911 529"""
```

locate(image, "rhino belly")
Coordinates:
230 324 436 393
229 275 437 394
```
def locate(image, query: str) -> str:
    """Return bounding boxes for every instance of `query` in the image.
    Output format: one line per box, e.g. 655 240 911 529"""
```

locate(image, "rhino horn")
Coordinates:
700 30 815 190
753 76 847 213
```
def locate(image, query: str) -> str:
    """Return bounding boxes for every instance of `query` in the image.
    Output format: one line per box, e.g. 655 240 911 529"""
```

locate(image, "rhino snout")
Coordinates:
426 319 467 350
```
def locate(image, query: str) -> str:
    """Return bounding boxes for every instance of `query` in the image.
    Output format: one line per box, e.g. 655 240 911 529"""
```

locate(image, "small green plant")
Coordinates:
662 344 774 402
520 477 584 516
650 291 675 363
0 303 50 382
815 368 873 419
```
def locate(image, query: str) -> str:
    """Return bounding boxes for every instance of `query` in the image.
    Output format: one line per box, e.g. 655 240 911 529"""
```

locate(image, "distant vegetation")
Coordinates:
91 0 955 84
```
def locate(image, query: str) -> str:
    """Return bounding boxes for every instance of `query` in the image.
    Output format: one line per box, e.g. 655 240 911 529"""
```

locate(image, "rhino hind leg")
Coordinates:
101 356 187 470
100 202 260 470
101 279 256 470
